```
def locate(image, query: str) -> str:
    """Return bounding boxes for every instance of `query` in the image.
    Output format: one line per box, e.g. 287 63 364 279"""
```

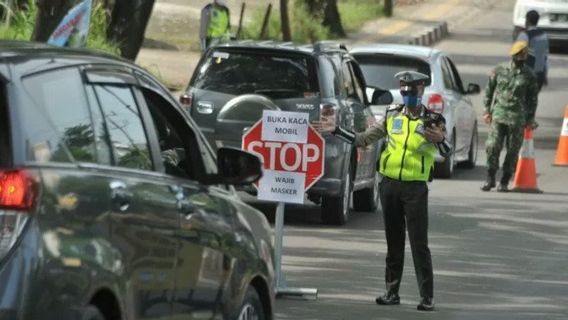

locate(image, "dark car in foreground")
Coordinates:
181 41 392 225
0 41 274 320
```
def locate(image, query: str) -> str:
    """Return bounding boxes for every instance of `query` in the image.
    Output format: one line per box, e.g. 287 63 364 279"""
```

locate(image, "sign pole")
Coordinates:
274 201 318 299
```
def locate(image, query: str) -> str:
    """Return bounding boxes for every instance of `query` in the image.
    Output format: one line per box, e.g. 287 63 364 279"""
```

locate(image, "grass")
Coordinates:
339 0 384 32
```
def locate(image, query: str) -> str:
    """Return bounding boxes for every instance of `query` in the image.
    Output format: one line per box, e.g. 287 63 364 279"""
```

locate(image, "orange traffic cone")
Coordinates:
553 105 568 166
511 128 542 193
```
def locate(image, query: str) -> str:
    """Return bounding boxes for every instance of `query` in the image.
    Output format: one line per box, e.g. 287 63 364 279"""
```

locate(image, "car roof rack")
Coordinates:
313 41 348 53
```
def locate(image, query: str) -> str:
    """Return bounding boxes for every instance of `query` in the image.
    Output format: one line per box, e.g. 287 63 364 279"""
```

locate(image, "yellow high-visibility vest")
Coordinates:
208 6 229 38
379 113 438 181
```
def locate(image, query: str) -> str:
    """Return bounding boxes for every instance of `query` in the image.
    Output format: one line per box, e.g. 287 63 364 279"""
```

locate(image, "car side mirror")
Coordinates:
208 147 262 185
466 83 481 95
371 89 394 105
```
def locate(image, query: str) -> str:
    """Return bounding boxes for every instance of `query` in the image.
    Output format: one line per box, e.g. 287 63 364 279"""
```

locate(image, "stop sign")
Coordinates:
242 120 325 191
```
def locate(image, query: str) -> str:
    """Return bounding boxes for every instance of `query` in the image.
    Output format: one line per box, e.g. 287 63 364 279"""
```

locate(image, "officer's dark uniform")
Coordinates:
332 71 451 311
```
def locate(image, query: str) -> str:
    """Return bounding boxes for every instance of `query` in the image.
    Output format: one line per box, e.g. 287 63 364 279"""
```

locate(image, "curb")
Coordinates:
407 21 449 46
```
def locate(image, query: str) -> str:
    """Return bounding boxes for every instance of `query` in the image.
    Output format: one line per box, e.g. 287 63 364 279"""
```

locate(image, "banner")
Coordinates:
47 0 93 48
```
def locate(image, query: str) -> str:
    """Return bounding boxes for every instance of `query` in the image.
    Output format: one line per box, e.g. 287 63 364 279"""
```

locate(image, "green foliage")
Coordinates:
240 0 382 44
0 0 119 55
339 0 384 32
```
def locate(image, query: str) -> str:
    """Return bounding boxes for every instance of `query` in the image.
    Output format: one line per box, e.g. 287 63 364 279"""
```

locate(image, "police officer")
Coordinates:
313 71 451 311
481 41 538 192
199 0 231 51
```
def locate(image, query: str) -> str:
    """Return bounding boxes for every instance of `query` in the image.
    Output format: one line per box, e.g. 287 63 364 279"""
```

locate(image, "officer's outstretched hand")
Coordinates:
311 117 336 133
424 125 445 143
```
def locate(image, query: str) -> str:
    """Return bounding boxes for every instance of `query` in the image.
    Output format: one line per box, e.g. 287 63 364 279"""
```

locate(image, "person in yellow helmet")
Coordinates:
313 71 451 312
481 41 539 192
199 0 231 51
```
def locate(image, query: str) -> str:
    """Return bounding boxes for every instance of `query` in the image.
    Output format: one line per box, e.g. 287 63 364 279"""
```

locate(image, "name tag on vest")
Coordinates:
415 124 425 135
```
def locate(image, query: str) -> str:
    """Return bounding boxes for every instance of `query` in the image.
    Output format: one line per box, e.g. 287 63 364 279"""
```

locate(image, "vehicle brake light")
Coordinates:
0 170 37 210
179 93 193 113
427 94 444 114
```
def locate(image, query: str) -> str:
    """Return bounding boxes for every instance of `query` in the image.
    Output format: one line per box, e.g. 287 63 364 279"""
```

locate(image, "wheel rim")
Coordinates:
238 303 259 320
342 172 351 220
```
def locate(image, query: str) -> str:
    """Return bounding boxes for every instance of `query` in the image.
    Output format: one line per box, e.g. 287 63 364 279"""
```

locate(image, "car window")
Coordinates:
318 55 340 98
92 84 153 171
21 68 98 163
341 61 356 98
354 54 431 89
349 62 366 103
441 57 458 91
192 49 319 99
141 87 216 182
446 58 466 93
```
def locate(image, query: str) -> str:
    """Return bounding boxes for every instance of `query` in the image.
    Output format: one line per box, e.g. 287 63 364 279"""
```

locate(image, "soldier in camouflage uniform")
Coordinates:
313 71 451 312
481 41 539 192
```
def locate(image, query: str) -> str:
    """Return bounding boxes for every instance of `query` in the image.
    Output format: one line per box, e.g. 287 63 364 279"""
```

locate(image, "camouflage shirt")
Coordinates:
484 62 538 126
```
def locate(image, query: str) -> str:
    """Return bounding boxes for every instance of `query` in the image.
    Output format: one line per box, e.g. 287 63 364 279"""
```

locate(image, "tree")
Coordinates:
384 0 393 17
301 0 345 37
280 0 291 41
107 0 155 60
322 0 344 37
32 0 74 42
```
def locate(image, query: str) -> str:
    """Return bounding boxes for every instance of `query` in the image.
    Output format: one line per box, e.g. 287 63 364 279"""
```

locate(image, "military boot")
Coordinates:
480 173 496 191
375 291 400 305
497 173 512 192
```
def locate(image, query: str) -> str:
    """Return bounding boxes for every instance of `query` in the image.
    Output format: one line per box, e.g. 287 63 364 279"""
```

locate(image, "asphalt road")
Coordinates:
245 1 568 319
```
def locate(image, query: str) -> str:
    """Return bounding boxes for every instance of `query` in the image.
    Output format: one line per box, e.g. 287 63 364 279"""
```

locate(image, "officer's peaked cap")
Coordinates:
394 71 429 84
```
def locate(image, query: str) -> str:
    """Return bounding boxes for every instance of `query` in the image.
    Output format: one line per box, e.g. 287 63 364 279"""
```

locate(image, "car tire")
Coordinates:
81 305 105 320
321 170 352 225
237 286 265 320
460 123 478 169
353 172 380 212
434 132 456 179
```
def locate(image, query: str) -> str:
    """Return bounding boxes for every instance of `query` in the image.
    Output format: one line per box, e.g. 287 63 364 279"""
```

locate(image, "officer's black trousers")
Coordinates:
379 177 433 299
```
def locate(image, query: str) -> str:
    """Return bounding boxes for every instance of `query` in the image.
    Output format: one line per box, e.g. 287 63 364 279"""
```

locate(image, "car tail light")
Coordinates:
319 103 338 124
0 170 36 261
179 93 193 113
427 94 444 114
0 170 37 211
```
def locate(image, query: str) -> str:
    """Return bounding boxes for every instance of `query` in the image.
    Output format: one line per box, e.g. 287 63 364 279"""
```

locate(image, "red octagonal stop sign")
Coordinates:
242 120 325 190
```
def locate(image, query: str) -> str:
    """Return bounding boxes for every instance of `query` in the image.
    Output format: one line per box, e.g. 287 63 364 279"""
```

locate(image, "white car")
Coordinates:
351 44 480 178
513 0 568 48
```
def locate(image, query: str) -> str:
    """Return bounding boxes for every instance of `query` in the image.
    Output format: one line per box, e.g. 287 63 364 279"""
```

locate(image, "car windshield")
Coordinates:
191 49 319 99
354 54 431 89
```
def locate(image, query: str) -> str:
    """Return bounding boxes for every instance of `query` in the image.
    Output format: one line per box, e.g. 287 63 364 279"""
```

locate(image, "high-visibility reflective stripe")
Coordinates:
561 118 568 137
520 138 535 159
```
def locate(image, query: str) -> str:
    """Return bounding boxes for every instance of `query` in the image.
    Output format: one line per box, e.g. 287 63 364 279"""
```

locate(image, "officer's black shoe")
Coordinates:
417 297 435 311
480 178 496 191
375 292 400 305
496 183 509 192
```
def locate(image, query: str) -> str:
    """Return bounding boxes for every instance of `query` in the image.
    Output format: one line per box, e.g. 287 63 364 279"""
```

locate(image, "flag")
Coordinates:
47 0 93 48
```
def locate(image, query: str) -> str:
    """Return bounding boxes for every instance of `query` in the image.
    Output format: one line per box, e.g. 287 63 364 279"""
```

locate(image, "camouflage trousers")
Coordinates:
485 122 524 177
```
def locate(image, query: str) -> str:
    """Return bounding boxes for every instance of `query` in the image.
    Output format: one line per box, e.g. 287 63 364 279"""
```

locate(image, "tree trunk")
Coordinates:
384 0 393 17
280 0 291 41
322 0 345 37
107 0 155 60
32 0 75 42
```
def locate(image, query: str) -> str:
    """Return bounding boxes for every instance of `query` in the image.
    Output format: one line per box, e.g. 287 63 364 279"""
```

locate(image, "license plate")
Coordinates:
550 13 568 22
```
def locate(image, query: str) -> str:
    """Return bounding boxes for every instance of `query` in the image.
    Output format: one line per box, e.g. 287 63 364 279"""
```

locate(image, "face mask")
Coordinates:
403 95 422 108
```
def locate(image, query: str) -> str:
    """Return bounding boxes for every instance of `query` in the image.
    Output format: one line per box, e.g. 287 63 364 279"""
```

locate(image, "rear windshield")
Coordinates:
191 49 320 99
354 55 431 89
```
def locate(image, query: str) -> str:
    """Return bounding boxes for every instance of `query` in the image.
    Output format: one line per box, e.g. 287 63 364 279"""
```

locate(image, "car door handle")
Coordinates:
110 180 132 212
